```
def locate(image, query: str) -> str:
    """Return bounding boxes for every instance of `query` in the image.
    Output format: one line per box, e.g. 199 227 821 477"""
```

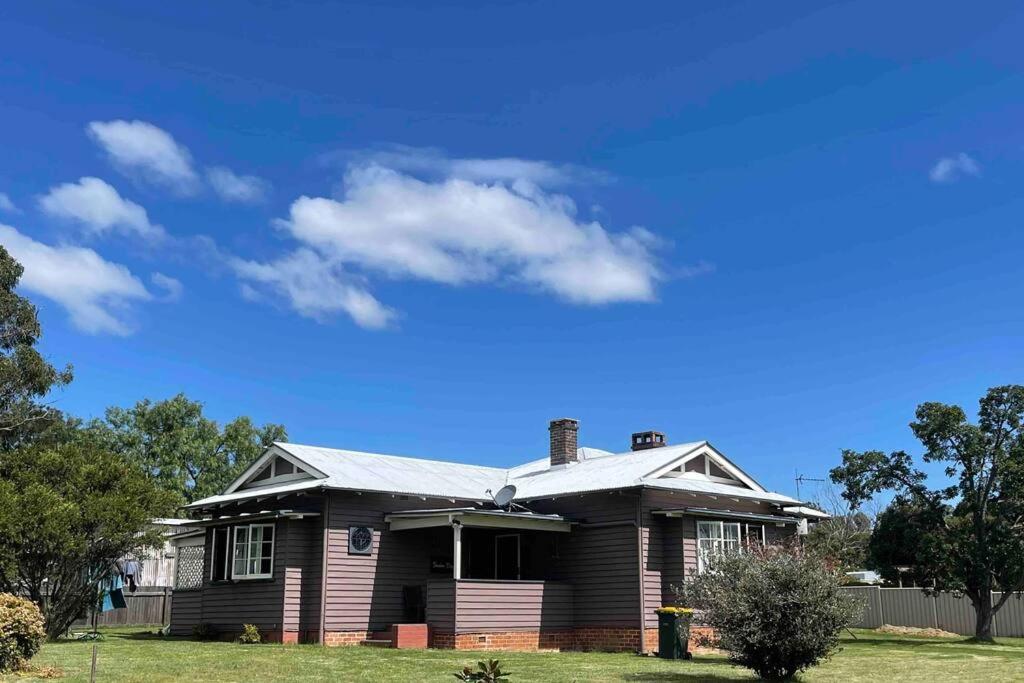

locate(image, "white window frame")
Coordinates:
230 523 275 580
696 520 742 573
210 527 231 582
494 533 521 580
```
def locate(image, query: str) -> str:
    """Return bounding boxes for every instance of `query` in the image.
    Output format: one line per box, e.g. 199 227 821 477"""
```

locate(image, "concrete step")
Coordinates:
359 638 392 648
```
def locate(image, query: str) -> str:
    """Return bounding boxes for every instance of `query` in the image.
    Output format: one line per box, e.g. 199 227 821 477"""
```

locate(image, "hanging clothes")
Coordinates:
99 573 127 612
122 558 141 593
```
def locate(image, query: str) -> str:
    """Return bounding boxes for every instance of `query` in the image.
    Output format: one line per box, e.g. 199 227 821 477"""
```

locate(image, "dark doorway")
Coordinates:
494 534 520 580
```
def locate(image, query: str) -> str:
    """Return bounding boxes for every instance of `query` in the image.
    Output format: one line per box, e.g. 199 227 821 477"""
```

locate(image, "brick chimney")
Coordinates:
631 430 667 451
549 418 579 466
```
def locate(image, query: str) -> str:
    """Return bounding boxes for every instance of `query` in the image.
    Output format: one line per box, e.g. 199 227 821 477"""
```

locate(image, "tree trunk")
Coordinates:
974 591 995 642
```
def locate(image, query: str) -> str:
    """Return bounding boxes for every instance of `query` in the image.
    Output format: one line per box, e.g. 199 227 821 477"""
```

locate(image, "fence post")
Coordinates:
876 586 884 627
161 587 170 626
931 594 938 629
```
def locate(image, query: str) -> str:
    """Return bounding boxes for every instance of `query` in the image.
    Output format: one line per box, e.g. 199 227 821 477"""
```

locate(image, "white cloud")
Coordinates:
336 146 609 187
206 166 271 204
87 120 199 192
929 153 981 183
38 177 165 240
151 272 183 302
0 193 19 213
233 158 663 327
230 248 395 329
0 224 153 335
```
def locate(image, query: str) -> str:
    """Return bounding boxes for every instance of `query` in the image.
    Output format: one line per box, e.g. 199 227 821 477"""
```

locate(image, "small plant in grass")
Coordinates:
192 622 219 641
676 542 859 680
454 659 509 681
237 623 262 644
0 593 46 673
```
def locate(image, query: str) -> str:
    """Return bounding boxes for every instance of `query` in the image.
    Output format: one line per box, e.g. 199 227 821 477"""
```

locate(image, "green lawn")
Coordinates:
6 628 1024 682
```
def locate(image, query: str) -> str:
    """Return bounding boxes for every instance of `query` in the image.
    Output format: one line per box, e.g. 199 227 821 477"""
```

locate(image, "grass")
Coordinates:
5 628 1024 682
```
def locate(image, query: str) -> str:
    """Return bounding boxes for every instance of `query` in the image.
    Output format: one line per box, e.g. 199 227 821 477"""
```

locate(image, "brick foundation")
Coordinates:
327 625 717 653
323 630 372 646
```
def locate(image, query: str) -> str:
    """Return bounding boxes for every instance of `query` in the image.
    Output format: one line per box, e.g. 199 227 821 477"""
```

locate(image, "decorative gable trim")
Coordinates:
644 443 766 493
224 444 326 494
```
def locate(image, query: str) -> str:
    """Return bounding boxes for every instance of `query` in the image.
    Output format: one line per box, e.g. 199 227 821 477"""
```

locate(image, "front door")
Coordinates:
494 534 520 580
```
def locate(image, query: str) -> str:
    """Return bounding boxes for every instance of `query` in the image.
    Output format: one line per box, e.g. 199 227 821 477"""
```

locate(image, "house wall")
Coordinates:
640 488 801 628
530 491 642 629
167 508 323 642
322 491 476 634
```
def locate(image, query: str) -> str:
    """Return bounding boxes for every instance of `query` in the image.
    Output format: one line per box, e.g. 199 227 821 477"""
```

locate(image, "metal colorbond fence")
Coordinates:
841 587 1024 637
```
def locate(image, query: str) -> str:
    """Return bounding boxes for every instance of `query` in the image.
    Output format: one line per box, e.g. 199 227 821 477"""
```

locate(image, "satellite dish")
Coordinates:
492 484 517 509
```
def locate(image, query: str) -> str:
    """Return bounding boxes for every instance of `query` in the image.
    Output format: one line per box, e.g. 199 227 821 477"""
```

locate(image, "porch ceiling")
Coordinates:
384 508 573 532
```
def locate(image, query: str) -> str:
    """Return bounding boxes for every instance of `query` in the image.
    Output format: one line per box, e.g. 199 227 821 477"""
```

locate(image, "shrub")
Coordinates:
454 659 509 681
192 622 219 641
676 543 859 680
237 623 262 644
0 593 46 673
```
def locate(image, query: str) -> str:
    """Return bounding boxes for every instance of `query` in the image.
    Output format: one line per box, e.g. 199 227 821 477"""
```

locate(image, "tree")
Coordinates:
866 502 942 586
0 436 174 638
0 247 73 449
676 544 859 680
803 485 874 572
831 385 1024 641
90 393 287 504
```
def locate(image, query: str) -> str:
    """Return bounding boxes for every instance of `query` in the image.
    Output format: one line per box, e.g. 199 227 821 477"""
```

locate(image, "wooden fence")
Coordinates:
73 588 173 627
841 586 1024 637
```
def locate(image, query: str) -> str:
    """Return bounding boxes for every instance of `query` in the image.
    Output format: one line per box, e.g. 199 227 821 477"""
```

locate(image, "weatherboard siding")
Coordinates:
641 488 801 627
531 491 641 628
168 589 202 635
323 491 474 632
454 580 574 632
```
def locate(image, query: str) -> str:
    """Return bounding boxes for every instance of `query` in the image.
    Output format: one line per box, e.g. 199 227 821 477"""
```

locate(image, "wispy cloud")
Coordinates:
87 120 200 193
929 153 981 184
0 193 19 213
87 119 270 205
330 146 611 187
230 248 395 329
0 223 154 335
233 155 668 328
38 177 165 240
206 166 271 204
151 272 184 302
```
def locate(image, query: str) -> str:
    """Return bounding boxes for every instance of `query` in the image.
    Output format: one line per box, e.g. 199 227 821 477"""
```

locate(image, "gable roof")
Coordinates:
187 439 803 510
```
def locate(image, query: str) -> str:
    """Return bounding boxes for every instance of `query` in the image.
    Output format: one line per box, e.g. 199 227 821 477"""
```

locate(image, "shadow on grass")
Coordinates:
620 673 742 682
49 631 188 646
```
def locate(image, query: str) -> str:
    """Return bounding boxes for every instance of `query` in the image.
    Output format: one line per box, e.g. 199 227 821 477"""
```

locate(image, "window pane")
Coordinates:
234 558 247 575
275 459 295 475
262 525 274 544
260 558 272 574
698 521 716 539
249 558 259 575
250 526 263 544
724 523 740 541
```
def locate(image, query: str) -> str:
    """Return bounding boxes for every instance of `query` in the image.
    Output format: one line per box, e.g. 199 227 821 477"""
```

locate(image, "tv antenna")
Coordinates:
794 471 826 500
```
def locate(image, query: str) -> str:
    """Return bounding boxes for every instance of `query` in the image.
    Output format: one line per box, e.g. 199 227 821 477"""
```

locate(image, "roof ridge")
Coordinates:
276 441 510 473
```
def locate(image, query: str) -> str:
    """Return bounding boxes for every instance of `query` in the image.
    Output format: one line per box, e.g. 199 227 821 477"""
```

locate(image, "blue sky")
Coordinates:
1 1 1022 500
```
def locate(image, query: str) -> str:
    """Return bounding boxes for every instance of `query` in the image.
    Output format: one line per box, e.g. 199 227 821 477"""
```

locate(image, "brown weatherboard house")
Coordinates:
170 419 825 652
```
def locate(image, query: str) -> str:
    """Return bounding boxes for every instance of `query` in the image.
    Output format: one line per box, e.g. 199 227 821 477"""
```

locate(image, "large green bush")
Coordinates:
677 543 859 680
0 593 46 673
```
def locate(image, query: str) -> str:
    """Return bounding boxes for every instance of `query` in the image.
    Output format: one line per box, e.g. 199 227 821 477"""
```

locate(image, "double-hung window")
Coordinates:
231 523 275 579
696 520 741 573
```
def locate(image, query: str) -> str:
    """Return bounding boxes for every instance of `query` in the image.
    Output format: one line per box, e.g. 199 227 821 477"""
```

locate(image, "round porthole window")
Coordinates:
349 526 373 554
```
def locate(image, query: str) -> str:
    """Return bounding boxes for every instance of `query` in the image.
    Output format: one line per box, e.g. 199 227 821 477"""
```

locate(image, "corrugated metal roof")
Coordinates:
187 439 803 510
507 441 706 499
